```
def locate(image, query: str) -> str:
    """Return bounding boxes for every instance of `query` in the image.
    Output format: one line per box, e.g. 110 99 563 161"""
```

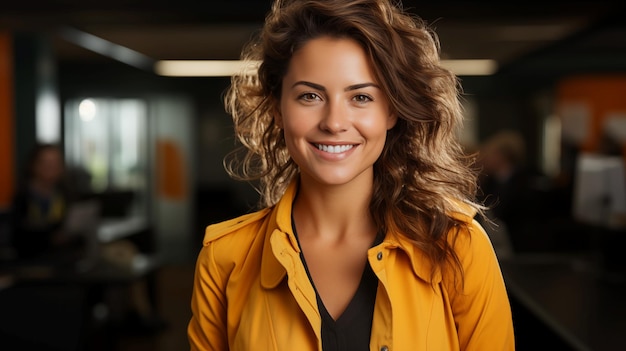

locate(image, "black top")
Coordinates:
10 185 68 259
315 257 379 351
293 215 382 351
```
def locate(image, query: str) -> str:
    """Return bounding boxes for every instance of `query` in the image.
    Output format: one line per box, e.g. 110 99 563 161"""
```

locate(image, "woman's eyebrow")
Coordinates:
345 82 379 91
291 81 380 91
291 81 325 91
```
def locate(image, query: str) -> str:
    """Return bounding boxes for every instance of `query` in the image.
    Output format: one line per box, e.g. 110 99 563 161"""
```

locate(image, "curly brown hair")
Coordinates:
224 0 481 282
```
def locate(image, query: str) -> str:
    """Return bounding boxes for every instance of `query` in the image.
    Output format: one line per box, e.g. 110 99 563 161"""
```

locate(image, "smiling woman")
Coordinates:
188 1 515 350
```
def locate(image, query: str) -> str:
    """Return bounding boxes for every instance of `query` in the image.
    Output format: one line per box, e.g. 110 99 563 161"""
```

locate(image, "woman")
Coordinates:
10 143 72 259
189 0 515 350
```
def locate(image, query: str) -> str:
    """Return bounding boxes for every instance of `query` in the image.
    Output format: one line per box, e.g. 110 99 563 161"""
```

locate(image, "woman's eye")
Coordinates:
299 93 320 101
353 94 373 103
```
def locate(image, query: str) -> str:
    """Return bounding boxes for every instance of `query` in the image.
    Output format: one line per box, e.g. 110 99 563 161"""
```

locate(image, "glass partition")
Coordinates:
64 98 148 219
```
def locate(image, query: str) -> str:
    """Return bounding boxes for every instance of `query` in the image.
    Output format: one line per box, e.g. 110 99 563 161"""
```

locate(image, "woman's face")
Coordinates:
278 36 396 188
33 148 64 185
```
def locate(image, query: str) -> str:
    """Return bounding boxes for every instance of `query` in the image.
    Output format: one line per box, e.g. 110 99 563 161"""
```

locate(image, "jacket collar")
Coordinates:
259 179 473 287
379 202 476 284
381 233 442 283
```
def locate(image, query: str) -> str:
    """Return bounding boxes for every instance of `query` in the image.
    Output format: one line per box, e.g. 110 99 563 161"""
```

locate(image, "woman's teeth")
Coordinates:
316 144 354 153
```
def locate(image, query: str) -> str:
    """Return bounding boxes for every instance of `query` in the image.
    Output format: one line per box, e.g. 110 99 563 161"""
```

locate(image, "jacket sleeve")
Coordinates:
188 243 229 351
447 219 516 351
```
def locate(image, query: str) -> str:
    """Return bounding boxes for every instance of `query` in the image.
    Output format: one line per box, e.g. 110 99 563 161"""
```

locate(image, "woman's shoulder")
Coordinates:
441 200 503 291
447 198 478 224
201 207 273 247
447 200 494 256
195 208 273 278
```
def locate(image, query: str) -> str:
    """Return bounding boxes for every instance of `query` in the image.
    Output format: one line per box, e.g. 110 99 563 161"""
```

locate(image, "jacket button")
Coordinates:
377 252 383 260
380 346 389 351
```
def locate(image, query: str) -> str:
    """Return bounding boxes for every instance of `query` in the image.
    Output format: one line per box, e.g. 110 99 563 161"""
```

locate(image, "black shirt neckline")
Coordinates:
291 208 382 350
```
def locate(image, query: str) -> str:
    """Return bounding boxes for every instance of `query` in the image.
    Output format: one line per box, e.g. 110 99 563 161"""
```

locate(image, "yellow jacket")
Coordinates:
188 181 515 351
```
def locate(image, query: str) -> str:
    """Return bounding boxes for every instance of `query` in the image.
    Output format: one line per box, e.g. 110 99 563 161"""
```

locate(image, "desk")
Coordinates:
501 254 626 351
98 216 149 244
6 253 161 286
0 254 163 350
0 282 88 350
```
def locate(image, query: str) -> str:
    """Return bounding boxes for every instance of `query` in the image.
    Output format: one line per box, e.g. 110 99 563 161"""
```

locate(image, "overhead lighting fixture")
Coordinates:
59 27 155 71
441 59 498 76
58 28 497 77
154 60 260 77
155 59 497 77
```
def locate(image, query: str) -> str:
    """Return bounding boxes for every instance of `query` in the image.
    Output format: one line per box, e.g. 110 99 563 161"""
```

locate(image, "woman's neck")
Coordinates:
29 179 57 197
293 176 376 243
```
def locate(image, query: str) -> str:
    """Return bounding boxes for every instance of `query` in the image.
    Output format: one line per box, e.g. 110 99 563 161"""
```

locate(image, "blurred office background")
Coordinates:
0 1 626 350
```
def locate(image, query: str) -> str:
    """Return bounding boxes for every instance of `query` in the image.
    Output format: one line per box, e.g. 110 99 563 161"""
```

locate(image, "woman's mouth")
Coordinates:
314 144 355 154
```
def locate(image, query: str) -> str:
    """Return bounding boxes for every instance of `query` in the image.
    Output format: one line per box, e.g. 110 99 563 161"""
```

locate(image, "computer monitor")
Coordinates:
572 153 626 229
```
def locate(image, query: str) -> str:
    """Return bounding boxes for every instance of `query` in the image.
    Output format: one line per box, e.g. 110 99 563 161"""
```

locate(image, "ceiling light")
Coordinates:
155 59 497 77
154 60 260 77
441 59 498 76
59 27 155 71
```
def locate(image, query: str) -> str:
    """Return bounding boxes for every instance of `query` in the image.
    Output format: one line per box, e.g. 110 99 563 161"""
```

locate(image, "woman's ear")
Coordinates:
273 104 283 128
387 113 398 130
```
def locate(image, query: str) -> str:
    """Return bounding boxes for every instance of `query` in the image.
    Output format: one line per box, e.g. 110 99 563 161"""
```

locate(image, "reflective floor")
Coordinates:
116 263 194 351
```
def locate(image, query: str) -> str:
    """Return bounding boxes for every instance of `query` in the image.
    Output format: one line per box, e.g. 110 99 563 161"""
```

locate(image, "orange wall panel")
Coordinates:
0 32 14 208
156 139 187 200
556 75 626 153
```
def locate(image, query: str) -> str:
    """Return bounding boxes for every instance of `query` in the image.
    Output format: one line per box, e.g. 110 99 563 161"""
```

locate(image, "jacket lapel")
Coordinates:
260 180 301 289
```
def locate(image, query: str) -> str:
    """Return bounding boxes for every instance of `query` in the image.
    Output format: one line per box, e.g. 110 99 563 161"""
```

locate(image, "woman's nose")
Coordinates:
319 100 349 133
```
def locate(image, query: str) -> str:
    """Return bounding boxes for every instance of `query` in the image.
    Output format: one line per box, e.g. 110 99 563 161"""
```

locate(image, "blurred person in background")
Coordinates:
9 143 166 334
476 130 537 254
9 143 81 261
